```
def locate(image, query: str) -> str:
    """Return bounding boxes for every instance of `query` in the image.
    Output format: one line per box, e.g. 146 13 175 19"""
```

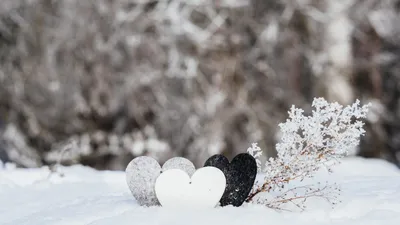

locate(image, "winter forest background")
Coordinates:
0 0 400 171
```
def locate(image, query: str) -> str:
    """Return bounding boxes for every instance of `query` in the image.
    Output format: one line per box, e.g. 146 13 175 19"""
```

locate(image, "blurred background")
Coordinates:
0 0 399 171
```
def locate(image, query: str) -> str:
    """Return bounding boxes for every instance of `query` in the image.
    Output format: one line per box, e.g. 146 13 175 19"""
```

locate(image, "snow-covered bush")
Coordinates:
247 98 371 210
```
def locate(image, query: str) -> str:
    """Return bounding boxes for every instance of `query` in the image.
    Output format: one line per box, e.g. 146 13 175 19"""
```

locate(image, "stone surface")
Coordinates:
162 157 196 176
204 153 257 207
125 156 162 206
155 167 226 209
125 156 196 206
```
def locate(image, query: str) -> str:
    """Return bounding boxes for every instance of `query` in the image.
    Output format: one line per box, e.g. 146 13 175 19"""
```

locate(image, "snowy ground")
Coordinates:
1 157 400 225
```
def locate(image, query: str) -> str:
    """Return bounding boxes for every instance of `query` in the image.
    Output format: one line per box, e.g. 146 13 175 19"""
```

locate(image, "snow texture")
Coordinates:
1 157 400 225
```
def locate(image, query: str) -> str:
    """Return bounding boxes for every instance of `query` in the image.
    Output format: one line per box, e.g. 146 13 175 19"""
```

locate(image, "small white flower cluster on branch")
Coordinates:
246 98 371 210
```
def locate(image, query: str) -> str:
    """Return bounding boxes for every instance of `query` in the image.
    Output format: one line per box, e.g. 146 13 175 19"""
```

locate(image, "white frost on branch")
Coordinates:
246 143 262 172
247 97 371 210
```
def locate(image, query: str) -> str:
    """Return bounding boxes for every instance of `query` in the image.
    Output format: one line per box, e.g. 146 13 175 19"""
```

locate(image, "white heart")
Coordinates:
155 167 226 209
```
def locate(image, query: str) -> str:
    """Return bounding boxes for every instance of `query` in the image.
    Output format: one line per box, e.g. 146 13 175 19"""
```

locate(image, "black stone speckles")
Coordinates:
204 153 257 207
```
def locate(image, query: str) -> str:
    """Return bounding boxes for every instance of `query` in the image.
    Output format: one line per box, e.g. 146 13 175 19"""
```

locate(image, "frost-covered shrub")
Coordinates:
247 98 370 210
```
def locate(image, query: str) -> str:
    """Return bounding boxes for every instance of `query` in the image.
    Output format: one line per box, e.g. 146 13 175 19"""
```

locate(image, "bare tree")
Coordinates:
0 0 399 170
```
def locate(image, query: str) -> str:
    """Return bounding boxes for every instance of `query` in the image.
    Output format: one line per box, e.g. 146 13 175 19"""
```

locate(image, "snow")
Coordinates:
1 157 400 225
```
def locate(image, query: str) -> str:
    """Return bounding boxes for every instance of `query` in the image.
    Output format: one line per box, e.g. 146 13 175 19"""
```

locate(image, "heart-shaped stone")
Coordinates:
125 156 195 206
204 153 257 207
155 167 226 209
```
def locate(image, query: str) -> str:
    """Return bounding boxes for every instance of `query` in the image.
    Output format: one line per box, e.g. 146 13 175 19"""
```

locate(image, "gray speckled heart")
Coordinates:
125 156 195 206
125 156 161 206
162 157 196 176
204 153 257 207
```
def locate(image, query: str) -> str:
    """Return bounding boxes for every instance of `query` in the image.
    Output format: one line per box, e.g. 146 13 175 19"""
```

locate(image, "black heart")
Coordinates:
204 153 257 207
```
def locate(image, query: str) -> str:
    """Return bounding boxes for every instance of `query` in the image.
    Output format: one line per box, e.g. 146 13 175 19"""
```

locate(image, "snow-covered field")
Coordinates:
1 157 400 225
